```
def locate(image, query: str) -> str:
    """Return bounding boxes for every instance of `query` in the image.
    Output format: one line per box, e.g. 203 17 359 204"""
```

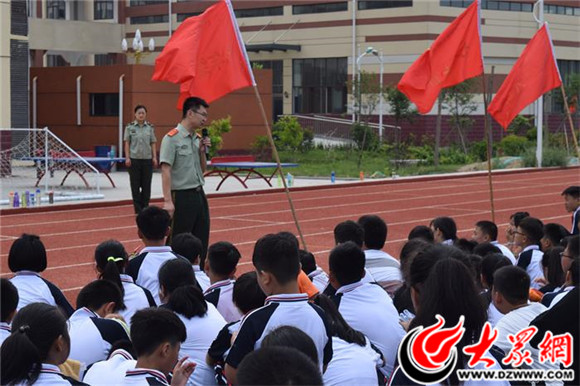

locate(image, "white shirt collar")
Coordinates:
520 245 540 254
265 293 309 305
336 280 365 295
140 246 173 253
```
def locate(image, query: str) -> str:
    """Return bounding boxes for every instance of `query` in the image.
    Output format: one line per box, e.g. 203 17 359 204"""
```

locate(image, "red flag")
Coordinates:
397 0 483 114
152 0 255 107
488 24 562 129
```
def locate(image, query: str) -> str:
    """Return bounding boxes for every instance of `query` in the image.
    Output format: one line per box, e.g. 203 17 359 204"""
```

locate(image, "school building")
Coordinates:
2 0 579 152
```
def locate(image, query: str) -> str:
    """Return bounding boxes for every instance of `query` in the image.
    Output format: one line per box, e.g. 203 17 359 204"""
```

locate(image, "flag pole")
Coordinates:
560 84 580 159
481 67 496 223
252 85 308 251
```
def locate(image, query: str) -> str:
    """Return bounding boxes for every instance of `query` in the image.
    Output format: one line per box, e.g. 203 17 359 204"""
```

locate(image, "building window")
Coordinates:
234 6 283 18
551 60 580 113
252 60 284 121
46 0 65 19
94 0 114 20
444 0 579 16
46 54 68 67
359 1 412 10
293 2 347 15
130 0 166 5
95 54 116 66
90 93 119 116
130 14 169 24
177 12 201 22
293 58 347 114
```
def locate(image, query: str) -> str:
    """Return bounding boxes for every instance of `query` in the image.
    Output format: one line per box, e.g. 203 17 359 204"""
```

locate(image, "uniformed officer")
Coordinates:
124 105 157 214
159 96 211 257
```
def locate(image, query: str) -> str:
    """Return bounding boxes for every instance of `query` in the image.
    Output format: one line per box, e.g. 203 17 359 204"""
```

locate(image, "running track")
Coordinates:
1 168 578 303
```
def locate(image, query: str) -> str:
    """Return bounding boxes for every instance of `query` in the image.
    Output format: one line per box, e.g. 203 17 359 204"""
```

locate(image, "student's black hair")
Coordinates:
299 249 317 275
569 258 579 286
134 104 147 113
480 253 512 289
510 211 530 227
166 285 208 319
158 258 197 295
207 241 241 276
399 239 431 283
109 339 136 359
357 214 387 250
475 220 498 241
94 239 128 306
518 217 544 246
171 233 203 266
233 271 266 315
1 303 69 385
407 225 434 243
261 326 319 365
278 231 300 248
542 223 570 248
410 258 486 381
313 294 366 346
182 96 209 119
237 346 323 386
328 241 365 286
76 279 124 312
8 234 47 273
561 186 580 199
541 247 565 288
564 235 580 260
130 308 186 357
430 216 457 241
472 242 502 258
136 206 171 241
252 233 300 285
333 220 364 248
454 238 477 254
469 254 483 290
1 279 19 322
493 266 530 305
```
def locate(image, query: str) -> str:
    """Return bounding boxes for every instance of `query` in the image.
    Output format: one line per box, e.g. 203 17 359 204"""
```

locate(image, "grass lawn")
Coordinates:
276 149 463 179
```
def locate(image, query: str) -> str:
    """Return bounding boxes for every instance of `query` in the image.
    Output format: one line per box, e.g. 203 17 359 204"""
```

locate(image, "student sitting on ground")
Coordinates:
203 241 243 323
68 280 130 370
472 220 516 264
407 225 434 243
95 239 156 324
126 206 186 305
544 253 578 309
124 308 195 386
0 278 18 346
299 249 329 293
430 216 457 245
82 340 136 385
561 186 580 235
480 253 512 326
236 347 323 386
8 234 74 317
357 214 402 295
224 232 333 384
392 238 431 316
328 241 404 376
206 271 267 372
513 216 545 289
541 223 570 252
261 325 320 365
159 258 226 385
313 294 385 386
1 303 79 385
505 211 530 255
492 266 560 375
171 233 210 291
537 247 565 294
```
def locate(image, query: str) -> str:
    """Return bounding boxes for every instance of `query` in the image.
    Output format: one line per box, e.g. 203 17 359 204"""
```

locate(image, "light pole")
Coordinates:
356 46 374 122
121 29 155 65
356 46 384 141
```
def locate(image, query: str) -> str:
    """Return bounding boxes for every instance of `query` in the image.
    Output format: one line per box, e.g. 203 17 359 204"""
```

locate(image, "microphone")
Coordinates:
201 128 210 160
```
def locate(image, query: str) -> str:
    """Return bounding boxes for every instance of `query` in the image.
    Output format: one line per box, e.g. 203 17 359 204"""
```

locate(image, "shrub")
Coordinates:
507 115 534 136
407 145 433 163
469 140 497 162
250 135 271 161
500 135 528 156
273 116 304 151
351 122 379 151
523 147 567 167
301 128 314 152
206 116 232 158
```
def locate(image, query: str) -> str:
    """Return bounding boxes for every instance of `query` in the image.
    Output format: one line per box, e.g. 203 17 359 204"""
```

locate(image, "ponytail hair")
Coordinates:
166 285 208 319
1 303 68 385
95 240 128 306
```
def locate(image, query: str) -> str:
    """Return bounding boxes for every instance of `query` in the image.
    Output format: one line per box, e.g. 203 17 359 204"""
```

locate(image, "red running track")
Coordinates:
1 167 578 303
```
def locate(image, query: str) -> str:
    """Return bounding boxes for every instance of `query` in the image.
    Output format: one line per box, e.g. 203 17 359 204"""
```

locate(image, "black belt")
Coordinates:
175 186 203 193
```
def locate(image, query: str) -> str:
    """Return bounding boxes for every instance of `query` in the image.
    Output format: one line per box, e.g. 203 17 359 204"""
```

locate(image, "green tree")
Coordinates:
385 86 416 170
205 116 232 158
272 116 304 151
441 79 477 154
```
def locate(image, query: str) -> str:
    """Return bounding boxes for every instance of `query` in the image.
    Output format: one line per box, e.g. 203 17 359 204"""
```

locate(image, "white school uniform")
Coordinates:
119 274 156 324
323 336 383 386
123 368 169 385
308 267 330 293
10 271 74 317
83 349 136 385
491 241 517 265
516 245 545 289
203 279 242 323
194 265 211 291
364 249 402 295
22 364 75 385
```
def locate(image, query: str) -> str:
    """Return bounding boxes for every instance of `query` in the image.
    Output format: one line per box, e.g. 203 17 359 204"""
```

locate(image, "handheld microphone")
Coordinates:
201 128 210 160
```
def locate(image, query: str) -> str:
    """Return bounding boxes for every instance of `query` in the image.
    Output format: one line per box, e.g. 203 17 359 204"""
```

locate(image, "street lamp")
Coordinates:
356 46 384 141
121 29 155 65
